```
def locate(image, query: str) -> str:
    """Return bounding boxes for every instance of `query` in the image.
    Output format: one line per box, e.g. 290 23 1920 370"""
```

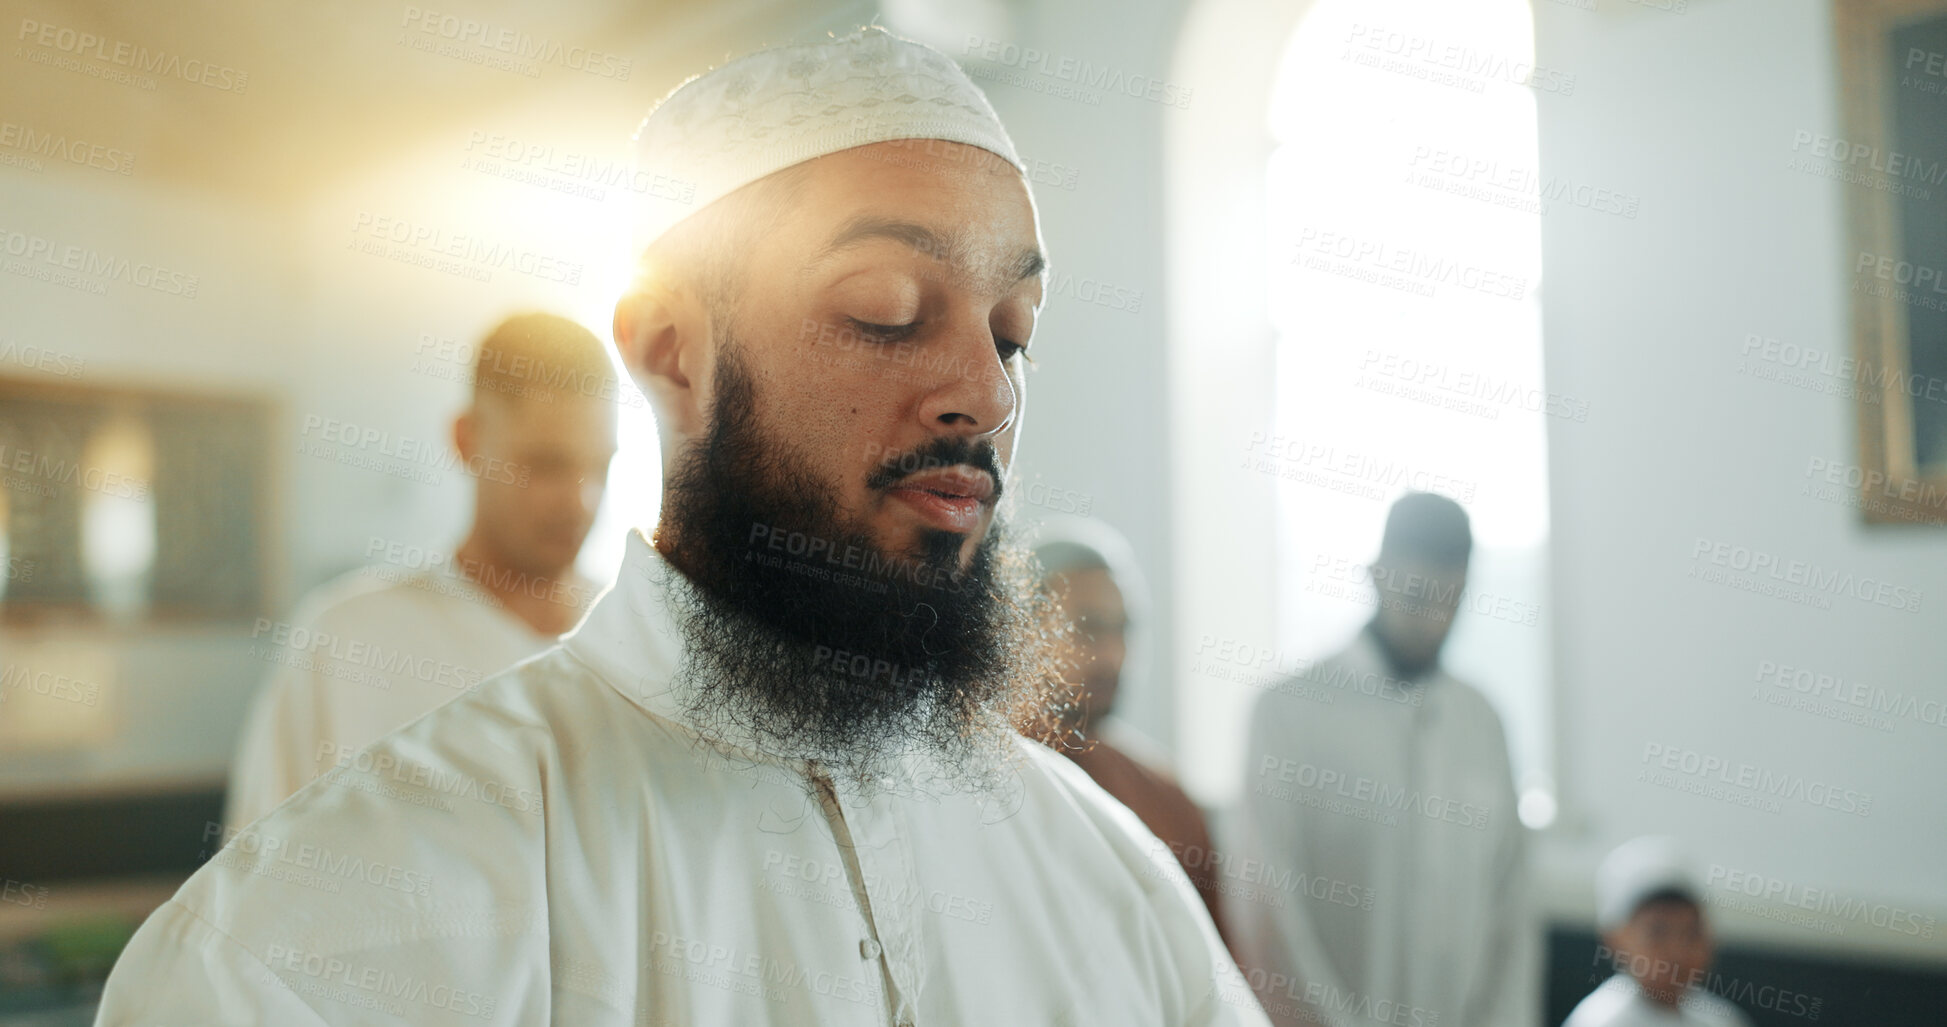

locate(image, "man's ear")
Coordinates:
614 281 709 440
453 405 479 465
1599 926 1629 967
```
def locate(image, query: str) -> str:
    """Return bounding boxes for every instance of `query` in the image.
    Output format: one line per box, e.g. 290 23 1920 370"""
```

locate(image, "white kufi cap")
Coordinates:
629 27 1022 255
1596 835 1701 932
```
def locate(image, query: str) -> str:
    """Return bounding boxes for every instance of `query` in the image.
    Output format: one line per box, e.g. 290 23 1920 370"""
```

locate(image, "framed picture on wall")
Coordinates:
0 376 275 622
1835 0 1947 525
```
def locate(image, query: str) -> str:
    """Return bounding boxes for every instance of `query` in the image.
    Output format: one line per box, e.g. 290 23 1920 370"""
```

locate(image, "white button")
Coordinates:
859 938 882 959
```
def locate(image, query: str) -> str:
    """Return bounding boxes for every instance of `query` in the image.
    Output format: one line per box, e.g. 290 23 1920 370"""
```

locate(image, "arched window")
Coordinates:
1168 0 1555 827
1265 0 1556 825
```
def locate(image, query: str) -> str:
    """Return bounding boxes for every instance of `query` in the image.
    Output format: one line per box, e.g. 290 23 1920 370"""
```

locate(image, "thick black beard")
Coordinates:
654 337 1073 802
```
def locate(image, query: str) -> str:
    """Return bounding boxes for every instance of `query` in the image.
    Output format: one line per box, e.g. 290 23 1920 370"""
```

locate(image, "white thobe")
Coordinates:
1564 976 1753 1027
99 529 1265 1026
225 558 556 828
1223 631 1539 1027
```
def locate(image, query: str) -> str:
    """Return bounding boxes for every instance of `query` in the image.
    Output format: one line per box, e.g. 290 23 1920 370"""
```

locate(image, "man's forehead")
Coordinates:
776 151 1041 287
803 213 1045 291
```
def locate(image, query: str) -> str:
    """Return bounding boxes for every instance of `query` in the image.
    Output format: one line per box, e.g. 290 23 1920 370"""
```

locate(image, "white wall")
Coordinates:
1532 0 1947 966
1160 0 1947 971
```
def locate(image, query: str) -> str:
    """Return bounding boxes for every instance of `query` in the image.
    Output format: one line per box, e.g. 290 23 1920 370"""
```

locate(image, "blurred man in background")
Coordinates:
1568 836 1752 1027
1226 491 1537 1027
1032 517 1232 953
224 312 618 827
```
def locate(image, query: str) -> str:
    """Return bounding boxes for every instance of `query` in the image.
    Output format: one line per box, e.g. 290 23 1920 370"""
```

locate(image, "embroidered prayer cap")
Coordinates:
629 26 1024 256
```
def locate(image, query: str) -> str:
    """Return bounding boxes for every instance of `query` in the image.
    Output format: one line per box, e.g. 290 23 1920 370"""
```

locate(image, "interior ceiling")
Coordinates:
4 0 882 204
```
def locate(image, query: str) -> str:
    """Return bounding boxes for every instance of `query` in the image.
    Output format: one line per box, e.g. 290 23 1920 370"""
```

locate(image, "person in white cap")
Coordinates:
1224 492 1539 1027
222 313 617 830
95 27 1264 1026
1566 837 1752 1027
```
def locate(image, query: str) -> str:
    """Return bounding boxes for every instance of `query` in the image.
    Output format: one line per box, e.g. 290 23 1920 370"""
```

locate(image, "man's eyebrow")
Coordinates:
807 215 1048 285
809 216 954 269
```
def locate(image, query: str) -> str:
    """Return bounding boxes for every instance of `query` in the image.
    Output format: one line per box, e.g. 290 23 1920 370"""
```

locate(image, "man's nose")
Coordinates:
915 323 1017 437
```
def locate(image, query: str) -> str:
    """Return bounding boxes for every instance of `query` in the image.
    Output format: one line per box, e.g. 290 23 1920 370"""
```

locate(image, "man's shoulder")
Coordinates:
185 664 585 951
1684 986 1756 1026
1010 737 1182 878
1428 667 1512 733
1563 975 1638 1027
288 562 478 628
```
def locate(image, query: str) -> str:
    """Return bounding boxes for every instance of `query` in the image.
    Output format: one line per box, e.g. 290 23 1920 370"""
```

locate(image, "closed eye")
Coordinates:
848 318 920 343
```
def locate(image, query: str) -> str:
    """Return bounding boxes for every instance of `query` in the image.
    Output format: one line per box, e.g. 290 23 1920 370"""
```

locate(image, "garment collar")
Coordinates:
560 528 763 753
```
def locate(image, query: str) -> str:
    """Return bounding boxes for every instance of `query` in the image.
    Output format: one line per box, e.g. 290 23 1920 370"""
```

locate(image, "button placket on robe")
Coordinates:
830 772 927 1026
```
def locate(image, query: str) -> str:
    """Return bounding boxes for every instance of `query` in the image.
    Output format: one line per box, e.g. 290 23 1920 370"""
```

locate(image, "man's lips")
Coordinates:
887 466 996 503
884 466 995 532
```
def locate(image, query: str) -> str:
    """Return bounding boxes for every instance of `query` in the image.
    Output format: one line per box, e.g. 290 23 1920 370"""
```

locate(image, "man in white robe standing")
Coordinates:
1225 492 1539 1027
224 312 617 828
96 27 1264 1027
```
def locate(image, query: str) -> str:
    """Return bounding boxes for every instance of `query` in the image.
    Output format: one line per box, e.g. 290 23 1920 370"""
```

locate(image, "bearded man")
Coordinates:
96 28 1262 1027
